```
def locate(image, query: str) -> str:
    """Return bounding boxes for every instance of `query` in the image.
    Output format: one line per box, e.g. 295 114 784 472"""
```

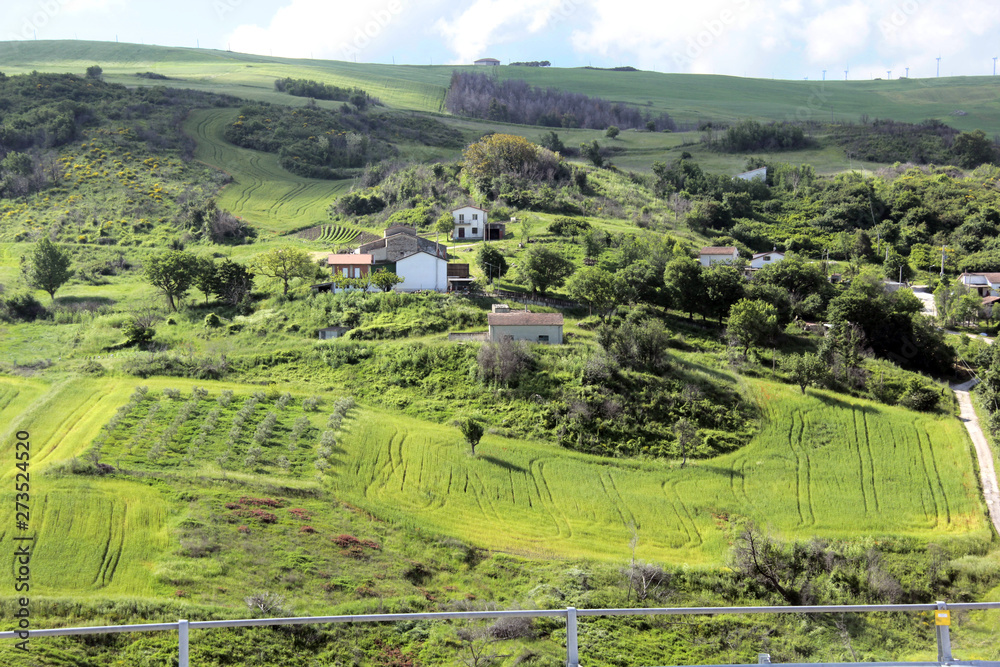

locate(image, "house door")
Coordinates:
458 228 465 239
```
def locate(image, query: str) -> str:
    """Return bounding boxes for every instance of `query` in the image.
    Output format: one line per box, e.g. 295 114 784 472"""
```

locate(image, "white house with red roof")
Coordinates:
487 305 563 344
699 246 740 267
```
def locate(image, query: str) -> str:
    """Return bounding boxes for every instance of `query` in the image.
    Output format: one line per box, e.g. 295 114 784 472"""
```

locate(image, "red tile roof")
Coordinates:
487 312 564 326
328 254 373 265
700 246 738 255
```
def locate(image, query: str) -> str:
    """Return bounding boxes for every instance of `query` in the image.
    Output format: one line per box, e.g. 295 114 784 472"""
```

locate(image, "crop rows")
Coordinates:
91 388 357 478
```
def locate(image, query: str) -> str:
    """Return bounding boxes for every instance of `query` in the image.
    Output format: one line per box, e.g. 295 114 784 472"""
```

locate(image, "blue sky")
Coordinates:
4 0 1000 80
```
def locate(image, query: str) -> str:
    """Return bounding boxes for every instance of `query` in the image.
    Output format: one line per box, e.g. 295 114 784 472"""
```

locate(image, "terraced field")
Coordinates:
184 108 355 234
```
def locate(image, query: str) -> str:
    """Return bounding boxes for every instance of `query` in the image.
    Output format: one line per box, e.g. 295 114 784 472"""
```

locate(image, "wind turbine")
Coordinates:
887 70 892 80
936 56 941 77
822 69 826 81
994 57 998 76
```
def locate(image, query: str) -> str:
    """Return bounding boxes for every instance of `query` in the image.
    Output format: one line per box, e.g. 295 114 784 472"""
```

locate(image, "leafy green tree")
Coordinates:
476 244 508 285
785 353 827 394
370 269 403 292
192 256 219 304
605 125 620 139
581 140 603 167
145 250 200 311
703 263 745 324
673 418 699 469
727 298 779 354
883 248 913 282
23 237 73 300
253 247 314 296
514 246 575 295
952 129 996 168
214 259 255 306
663 257 704 320
457 417 485 456
566 266 621 319
538 131 565 153
85 65 103 79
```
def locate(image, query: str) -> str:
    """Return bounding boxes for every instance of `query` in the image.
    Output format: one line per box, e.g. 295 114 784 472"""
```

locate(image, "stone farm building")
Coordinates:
474 58 500 66
488 306 564 344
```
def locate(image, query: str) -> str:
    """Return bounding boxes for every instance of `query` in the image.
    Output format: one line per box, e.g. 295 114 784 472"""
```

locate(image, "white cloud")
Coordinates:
801 1 870 64
226 0 416 61
63 0 128 12
435 0 579 64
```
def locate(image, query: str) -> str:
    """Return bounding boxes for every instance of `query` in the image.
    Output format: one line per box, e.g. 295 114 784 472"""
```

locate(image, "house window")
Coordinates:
763 255 771 261
458 228 465 238
342 268 349 276
472 228 478 235
458 214 465 223
502 335 513 342
472 214 478 220
537 335 549 343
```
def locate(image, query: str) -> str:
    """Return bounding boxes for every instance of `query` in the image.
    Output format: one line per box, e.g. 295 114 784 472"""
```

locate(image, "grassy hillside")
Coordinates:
185 108 354 234
4 40 1000 134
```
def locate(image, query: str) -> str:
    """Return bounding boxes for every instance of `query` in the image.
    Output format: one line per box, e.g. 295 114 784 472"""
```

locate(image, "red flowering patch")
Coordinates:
237 525 250 534
300 525 316 534
289 508 311 520
332 534 380 549
239 496 283 508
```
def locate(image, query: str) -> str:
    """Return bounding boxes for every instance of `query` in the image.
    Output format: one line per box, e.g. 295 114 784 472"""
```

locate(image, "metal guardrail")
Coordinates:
2 601 1000 667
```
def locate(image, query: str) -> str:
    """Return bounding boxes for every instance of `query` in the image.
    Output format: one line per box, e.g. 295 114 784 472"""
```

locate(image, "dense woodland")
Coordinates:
445 71 676 131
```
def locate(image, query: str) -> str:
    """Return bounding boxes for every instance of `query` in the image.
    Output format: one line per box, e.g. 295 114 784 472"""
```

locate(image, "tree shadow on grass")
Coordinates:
479 455 527 473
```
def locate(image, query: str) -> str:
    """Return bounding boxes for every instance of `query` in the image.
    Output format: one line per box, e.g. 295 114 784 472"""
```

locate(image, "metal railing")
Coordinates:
3 601 1000 667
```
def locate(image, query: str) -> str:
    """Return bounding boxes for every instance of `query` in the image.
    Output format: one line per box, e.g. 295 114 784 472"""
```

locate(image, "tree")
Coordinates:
254 247 314 296
663 257 704 320
476 244 508 285
85 65 103 79
434 212 454 242
145 250 199 311
952 129 996 169
514 246 574 295
580 140 603 167
192 256 219 304
370 269 403 292
703 263 745 324
646 121 656 132
566 266 620 319
785 353 827 394
673 418 699 468
605 125 620 139
883 249 913 282
457 417 485 456
23 238 73 300
214 259 255 306
727 298 779 354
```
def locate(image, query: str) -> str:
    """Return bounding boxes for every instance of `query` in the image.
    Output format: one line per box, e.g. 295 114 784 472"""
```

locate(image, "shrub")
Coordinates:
204 312 223 328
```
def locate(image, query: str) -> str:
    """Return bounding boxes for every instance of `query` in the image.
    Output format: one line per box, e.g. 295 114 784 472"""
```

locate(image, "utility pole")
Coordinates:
940 246 946 277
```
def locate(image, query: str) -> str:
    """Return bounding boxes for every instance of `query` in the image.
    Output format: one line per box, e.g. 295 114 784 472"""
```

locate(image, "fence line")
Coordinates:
2 601 999 667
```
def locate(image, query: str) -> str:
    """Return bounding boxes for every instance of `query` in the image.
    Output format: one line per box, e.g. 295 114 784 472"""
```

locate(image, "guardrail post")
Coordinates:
178 619 189 667
935 601 952 664
566 607 579 667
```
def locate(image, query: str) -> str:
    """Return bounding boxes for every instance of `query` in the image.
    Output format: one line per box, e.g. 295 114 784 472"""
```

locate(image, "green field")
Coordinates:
4 40 1000 135
184 108 355 234
6 375 983 591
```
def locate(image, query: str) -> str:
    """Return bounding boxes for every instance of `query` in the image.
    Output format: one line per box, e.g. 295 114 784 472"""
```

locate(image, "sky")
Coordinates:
4 0 1000 80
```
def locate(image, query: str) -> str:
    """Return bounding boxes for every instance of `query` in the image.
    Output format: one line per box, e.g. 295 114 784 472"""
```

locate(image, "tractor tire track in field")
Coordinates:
786 414 804 525
861 412 880 511
669 481 703 546
796 412 816 525
913 425 942 527
851 410 870 513
607 474 637 528
923 426 952 525
35 382 118 466
598 474 629 528
530 459 572 538
659 480 695 546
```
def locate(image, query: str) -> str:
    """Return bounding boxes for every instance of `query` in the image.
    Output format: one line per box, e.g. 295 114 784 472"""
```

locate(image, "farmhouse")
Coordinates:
488 306 563 344
750 250 785 269
327 253 373 279
959 272 1000 298
317 326 350 340
474 58 500 66
699 246 739 266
